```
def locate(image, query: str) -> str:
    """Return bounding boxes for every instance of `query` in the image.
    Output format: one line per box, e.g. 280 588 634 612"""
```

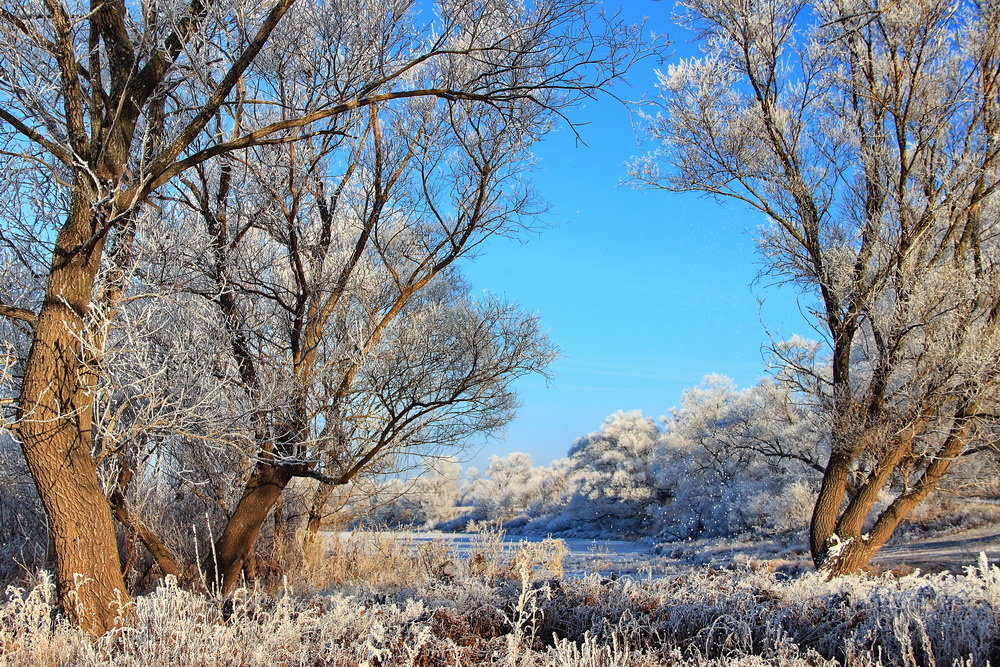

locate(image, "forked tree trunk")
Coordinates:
205 461 293 595
812 411 972 575
17 188 128 636
820 538 878 575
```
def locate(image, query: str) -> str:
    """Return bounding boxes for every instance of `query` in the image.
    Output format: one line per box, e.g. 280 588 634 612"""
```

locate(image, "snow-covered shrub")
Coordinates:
529 411 667 538
747 480 817 535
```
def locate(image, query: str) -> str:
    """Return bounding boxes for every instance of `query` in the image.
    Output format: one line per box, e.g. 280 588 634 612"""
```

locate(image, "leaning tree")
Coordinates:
0 0 643 634
635 0 1000 573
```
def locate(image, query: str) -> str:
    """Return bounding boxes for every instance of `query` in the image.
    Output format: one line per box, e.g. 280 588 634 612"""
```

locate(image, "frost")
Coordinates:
2 556 997 665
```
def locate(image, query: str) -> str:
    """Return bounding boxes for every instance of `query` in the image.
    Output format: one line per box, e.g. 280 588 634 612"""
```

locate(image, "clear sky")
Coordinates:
460 1 811 469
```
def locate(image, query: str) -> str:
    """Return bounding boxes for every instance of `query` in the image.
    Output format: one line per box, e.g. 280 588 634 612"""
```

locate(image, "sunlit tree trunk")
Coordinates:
17 182 127 635
207 460 294 595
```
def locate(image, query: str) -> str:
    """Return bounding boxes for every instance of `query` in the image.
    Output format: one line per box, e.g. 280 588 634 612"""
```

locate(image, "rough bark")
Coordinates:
16 185 127 636
809 450 853 568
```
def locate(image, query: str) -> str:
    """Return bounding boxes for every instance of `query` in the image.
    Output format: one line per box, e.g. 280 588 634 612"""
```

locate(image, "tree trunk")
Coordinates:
809 449 853 568
305 483 336 538
819 537 877 576
205 460 292 595
17 186 128 636
109 498 183 583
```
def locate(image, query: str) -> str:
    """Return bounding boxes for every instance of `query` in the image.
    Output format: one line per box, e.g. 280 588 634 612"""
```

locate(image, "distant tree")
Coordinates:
555 410 666 536
636 0 1000 572
367 458 463 527
465 452 533 522
653 375 824 539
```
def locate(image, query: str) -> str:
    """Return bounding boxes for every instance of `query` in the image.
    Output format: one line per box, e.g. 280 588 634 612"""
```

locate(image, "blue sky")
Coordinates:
460 1 810 468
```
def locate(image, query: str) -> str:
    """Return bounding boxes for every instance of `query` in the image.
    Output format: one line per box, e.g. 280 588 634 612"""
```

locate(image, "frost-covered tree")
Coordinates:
652 376 824 539
365 458 463 527
0 0 645 630
544 410 666 537
155 88 557 593
636 0 1000 573
461 452 567 524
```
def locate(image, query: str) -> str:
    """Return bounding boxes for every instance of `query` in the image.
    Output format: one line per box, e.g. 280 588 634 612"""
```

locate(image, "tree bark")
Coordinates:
17 185 127 636
809 449 853 568
820 537 876 576
305 483 336 538
204 460 293 595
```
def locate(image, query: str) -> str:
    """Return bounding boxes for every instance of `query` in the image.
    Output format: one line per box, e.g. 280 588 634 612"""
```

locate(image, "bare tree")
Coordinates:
0 0 644 633
128 72 559 592
635 0 1000 573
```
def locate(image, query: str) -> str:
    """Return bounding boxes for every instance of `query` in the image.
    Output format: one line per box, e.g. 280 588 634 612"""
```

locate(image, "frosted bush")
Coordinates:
525 411 668 538
747 480 816 534
460 453 569 526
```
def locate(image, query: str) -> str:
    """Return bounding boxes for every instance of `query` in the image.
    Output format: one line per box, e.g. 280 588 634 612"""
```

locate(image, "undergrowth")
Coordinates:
1 534 997 666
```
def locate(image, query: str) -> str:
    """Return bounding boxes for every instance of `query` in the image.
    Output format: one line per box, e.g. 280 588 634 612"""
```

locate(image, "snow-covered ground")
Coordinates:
873 524 1000 573
374 530 671 577
345 526 1000 577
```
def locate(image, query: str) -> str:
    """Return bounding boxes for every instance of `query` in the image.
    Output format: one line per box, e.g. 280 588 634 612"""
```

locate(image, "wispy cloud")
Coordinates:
556 358 701 382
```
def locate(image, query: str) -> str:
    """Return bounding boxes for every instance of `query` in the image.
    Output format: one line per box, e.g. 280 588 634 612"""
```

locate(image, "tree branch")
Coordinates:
0 107 73 166
0 302 37 327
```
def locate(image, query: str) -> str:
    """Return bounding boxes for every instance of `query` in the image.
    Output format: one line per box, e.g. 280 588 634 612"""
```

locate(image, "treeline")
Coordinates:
370 373 1000 543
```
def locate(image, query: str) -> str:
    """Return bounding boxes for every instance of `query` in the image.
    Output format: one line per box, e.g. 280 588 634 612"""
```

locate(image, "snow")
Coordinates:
873 525 1000 573
340 525 1000 578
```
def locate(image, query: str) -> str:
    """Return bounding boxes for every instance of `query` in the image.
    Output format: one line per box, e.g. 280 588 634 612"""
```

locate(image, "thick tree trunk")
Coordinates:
809 450 853 568
205 461 292 595
812 410 972 574
17 188 128 636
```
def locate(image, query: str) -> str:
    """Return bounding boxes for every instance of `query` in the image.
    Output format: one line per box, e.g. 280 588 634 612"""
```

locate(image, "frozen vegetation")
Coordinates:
3 372 998 664
368 377 1000 562
1 531 998 666
2 0 1000 654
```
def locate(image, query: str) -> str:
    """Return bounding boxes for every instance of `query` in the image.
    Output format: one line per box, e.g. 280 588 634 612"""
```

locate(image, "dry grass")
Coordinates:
294 526 569 594
1 535 998 666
